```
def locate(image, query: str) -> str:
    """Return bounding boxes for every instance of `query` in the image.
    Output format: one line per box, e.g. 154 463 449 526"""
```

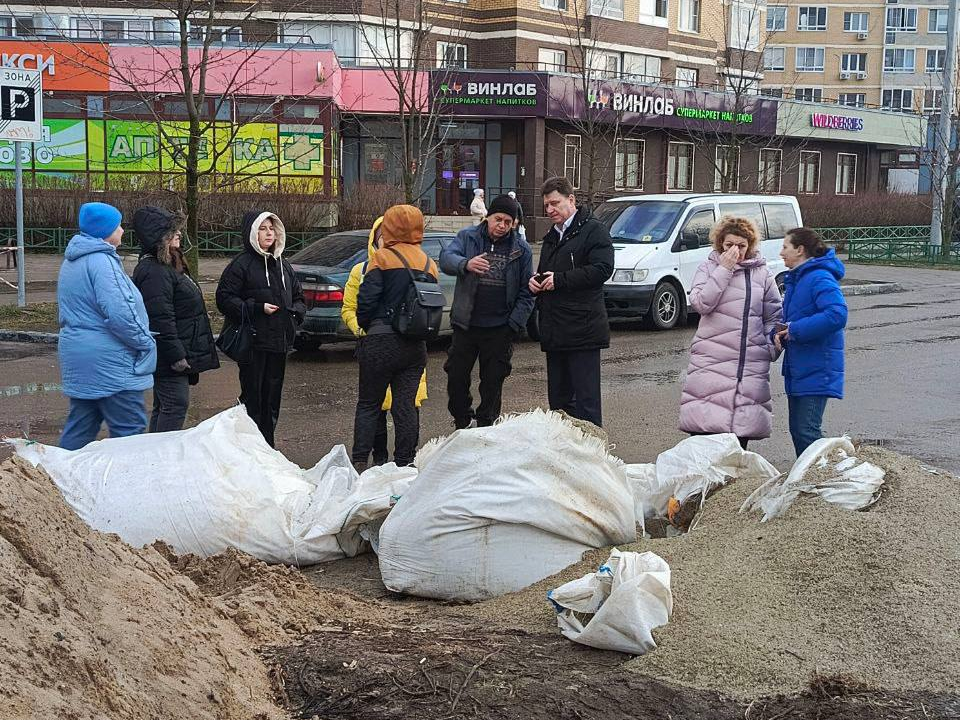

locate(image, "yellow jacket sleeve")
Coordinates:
341 263 363 337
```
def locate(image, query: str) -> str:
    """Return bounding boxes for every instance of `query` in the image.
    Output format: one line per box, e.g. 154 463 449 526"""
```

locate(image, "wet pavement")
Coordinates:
1 264 958 475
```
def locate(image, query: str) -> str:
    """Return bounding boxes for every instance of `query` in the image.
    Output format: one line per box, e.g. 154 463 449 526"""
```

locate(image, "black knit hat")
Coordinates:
486 194 520 221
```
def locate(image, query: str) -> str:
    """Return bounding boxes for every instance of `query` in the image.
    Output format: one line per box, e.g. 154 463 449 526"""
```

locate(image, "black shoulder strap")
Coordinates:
387 246 418 283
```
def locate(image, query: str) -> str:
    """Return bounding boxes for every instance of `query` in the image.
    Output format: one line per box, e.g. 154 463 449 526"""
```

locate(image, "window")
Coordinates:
667 142 695 191
153 18 178 43
844 12 869 32
679 0 701 32
71 16 151 40
796 47 825 71
882 88 913 112
680 209 716 248
589 0 624 19
838 93 866 107
798 151 820 194
926 49 946 73
836 153 857 195
540 0 568 9
886 8 917 32
763 202 800 238
14 17 35 37
727 76 760 94
923 89 943 112
841 53 867 73
640 0 669 25
624 53 661 82
763 47 785 71
767 6 786 31
615 139 644 189
731 5 761 50
795 87 823 102
929 9 948 33
718 202 766 238
437 41 467 69
359 24 413 66
0 17 11 37
884 48 915 73
714 146 741 192
762 88 784 98
564 135 582 189
675 67 699 87
190 24 242 43
589 50 621 78
538 48 566 72
758 149 782 193
797 7 827 30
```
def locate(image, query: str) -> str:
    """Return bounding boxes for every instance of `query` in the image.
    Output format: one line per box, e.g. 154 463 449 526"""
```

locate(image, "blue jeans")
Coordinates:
787 395 829 457
60 391 148 451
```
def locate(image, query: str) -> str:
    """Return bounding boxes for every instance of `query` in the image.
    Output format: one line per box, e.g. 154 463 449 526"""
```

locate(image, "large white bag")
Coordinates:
9 406 416 565
377 410 638 601
548 549 672 654
740 437 885 522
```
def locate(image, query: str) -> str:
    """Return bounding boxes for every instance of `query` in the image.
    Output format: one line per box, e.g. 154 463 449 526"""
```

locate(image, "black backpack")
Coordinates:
387 247 445 341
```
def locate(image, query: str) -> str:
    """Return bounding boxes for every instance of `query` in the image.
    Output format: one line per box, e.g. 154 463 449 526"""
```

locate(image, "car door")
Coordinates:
674 205 717 298
421 238 455 331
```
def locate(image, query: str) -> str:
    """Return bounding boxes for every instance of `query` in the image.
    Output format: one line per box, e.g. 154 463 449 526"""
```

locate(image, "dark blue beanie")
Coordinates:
78 202 122 240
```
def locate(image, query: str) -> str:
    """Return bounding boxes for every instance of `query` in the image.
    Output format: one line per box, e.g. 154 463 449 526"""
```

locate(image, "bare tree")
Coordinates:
30 0 324 273
348 0 462 208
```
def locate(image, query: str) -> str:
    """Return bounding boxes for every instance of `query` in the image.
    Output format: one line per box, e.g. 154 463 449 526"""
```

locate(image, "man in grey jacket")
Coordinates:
439 195 535 429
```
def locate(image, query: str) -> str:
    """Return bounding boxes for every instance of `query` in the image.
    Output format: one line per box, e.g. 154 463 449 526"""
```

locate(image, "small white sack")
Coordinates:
625 433 781 521
740 437 885 522
8 406 417 565
548 549 672 655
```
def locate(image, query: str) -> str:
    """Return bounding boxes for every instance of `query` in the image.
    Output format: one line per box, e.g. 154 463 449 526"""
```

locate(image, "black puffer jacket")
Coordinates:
215 210 306 353
131 206 220 377
536 206 615 352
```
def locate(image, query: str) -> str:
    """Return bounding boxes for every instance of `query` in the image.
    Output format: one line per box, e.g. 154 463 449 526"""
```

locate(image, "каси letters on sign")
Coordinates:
0 67 43 142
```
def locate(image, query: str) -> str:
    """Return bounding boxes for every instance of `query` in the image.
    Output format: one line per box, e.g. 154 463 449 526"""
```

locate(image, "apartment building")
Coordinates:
760 0 954 114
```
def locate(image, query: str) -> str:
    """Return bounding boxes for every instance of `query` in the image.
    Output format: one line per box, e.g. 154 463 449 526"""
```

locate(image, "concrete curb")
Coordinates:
0 330 59 345
841 281 902 297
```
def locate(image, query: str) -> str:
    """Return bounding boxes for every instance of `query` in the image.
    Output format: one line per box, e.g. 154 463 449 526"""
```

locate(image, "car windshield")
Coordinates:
596 201 684 244
289 233 369 269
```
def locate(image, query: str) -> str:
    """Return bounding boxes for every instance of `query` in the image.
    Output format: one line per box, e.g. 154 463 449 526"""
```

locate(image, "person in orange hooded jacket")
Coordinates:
341 216 427 466
350 205 438 470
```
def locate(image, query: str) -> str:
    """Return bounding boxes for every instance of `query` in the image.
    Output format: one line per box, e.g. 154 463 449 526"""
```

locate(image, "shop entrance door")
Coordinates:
437 142 483 215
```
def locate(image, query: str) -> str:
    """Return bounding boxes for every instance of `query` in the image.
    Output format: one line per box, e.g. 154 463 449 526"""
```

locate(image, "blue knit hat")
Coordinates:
78 202 122 240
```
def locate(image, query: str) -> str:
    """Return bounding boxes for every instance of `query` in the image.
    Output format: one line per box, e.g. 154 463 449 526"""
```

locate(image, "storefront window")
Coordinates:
714 145 740 192
836 153 857 195
798 150 820 194
758 148 782 193
564 135 581 189
667 142 694 191
615 139 644 189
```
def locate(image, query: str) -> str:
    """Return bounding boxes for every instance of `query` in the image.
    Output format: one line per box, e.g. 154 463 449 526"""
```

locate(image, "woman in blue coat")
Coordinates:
58 203 157 450
775 227 848 456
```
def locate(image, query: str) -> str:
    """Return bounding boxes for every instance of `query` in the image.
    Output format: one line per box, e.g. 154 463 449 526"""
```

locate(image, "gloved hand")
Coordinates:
171 358 191 373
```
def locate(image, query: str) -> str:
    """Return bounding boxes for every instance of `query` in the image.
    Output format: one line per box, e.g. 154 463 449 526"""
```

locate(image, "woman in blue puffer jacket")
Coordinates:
58 203 157 450
774 227 848 456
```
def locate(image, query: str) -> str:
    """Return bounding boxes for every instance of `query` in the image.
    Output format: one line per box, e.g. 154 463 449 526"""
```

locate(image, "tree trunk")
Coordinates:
185 119 201 277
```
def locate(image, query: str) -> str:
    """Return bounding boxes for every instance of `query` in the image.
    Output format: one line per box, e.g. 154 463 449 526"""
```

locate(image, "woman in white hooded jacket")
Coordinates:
216 210 306 447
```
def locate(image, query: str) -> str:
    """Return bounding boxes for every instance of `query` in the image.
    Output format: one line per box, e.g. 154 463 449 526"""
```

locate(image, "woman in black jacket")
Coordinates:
215 211 305 448
132 206 220 432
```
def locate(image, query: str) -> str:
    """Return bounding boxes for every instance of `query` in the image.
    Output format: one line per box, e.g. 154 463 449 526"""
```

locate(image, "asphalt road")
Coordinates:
1 264 958 475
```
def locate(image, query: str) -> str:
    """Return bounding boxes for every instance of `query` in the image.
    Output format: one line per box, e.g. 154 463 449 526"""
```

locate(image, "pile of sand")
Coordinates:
0 457 284 720
471 445 960 699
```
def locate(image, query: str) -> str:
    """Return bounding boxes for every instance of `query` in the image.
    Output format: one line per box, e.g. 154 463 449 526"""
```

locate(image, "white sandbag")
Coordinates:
547 549 672 654
740 437 885 522
8 406 417 565
625 433 781 520
377 410 637 601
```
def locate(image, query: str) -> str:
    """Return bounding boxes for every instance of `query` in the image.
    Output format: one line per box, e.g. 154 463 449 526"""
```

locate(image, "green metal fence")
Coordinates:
814 226 931 244
0 228 328 255
812 226 958 265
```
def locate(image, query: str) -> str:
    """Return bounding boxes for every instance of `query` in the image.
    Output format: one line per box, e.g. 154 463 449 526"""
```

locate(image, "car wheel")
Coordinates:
648 283 682 331
776 273 787 296
293 335 321 352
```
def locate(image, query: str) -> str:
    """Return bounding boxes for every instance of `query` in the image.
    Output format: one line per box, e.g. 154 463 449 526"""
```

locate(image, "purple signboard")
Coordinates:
431 71 549 116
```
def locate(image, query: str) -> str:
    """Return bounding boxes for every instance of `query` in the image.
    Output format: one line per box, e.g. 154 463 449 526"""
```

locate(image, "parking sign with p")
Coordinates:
0 68 43 141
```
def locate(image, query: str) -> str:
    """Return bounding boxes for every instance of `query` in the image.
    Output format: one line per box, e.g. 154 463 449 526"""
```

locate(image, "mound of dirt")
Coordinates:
471 446 960 699
0 457 283 720
154 543 398 644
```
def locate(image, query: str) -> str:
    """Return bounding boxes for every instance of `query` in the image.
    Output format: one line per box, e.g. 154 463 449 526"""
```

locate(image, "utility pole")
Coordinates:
930 0 960 248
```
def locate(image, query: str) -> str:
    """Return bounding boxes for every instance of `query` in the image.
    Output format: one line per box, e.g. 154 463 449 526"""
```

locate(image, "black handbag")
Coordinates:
216 303 256 362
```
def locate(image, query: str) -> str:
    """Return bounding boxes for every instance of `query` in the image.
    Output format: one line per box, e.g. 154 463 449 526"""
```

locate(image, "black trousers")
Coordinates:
238 349 287 448
352 333 426 467
546 349 603 428
444 326 514 429
150 373 190 433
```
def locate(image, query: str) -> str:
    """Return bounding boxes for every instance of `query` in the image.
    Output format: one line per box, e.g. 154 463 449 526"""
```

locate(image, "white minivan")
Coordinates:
596 194 801 330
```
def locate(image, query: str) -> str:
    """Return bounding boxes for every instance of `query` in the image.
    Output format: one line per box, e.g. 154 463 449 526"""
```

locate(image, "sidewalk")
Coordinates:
0 253 232 306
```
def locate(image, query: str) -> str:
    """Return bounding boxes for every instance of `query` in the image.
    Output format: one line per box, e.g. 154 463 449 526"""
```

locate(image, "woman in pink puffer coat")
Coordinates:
679 216 782 448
